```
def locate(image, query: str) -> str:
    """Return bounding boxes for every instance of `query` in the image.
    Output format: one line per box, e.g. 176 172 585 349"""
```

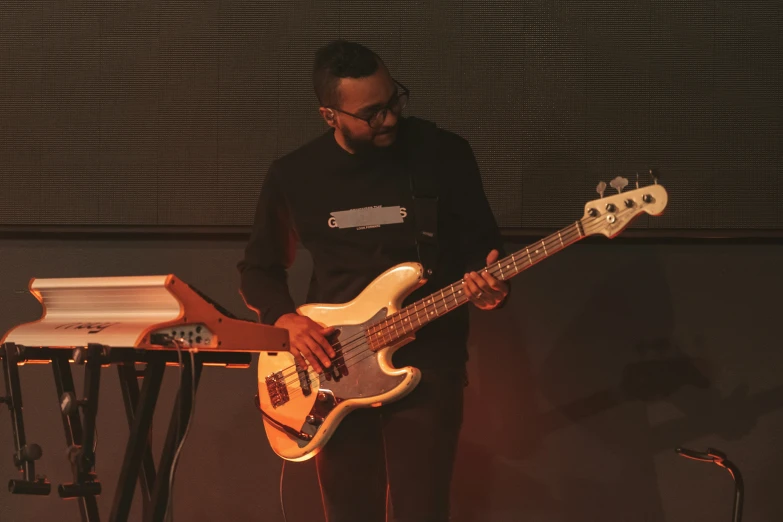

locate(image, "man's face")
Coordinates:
328 66 401 153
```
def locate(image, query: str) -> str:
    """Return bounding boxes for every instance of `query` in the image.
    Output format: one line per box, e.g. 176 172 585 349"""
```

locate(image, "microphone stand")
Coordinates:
675 446 744 522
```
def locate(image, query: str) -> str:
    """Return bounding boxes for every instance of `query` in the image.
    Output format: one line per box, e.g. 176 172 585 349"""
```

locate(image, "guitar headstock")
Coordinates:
582 175 668 238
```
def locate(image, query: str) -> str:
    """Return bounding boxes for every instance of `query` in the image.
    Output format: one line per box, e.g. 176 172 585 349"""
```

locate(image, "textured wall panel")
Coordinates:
0 1 780 230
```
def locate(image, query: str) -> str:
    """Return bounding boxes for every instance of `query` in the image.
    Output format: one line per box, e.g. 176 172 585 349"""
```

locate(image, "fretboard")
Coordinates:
366 220 587 349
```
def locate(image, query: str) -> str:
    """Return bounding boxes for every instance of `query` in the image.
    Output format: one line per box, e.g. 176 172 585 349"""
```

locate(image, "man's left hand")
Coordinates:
464 249 510 310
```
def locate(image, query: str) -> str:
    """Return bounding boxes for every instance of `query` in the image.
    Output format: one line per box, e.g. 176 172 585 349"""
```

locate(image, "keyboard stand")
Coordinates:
1 341 252 522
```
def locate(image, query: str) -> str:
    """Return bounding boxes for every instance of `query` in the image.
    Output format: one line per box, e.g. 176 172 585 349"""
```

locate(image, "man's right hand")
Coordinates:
274 313 336 373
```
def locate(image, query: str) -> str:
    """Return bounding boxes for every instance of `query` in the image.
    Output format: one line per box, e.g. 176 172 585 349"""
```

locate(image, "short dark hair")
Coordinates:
313 40 382 107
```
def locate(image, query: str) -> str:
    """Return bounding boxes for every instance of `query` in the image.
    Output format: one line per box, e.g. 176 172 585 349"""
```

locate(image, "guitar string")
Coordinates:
270 209 633 396
272 209 630 390
271 222 579 386
271 216 631 406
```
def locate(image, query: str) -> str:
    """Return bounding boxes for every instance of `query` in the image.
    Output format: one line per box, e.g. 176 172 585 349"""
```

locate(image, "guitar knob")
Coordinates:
642 194 653 203
605 203 616 212
588 208 598 217
624 199 634 208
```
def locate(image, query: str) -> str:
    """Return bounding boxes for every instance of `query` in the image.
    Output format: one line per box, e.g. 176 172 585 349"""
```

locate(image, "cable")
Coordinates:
93 424 98 473
165 340 198 522
279 460 288 522
165 337 183 522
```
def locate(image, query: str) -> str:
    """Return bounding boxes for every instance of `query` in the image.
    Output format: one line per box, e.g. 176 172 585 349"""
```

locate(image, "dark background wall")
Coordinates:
1 0 781 232
1 0 781 520
1 238 781 521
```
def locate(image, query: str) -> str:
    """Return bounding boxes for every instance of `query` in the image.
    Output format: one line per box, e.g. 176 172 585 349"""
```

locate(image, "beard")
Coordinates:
341 123 399 156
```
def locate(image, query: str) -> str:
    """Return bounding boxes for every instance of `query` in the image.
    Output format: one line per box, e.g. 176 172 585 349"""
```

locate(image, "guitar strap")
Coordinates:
403 117 440 277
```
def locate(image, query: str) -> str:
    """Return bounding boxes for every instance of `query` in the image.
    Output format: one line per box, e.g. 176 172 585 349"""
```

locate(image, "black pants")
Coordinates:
315 367 465 522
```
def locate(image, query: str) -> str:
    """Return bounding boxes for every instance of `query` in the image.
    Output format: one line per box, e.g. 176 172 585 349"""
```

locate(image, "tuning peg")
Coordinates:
610 176 629 193
635 172 640 190
649 168 659 185
596 181 607 198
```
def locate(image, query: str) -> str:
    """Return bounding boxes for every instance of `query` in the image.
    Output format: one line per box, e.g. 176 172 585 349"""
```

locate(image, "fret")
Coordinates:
511 253 519 274
541 240 548 257
526 248 533 265
380 321 389 345
440 289 447 312
497 261 505 281
575 220 584 238
450 284 457 307
390 319 397 342
558 231 564 248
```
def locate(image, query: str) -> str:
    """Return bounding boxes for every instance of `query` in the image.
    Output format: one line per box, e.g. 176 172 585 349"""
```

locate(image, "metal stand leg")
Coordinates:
109 359 166 522
1 342 51 496
722 459 744 522
117 362 159 513
52 348 102 521
144 355 204 522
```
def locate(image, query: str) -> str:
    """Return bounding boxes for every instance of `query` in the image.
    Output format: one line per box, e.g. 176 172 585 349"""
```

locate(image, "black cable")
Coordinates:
279 460 288 522
166 340 198 522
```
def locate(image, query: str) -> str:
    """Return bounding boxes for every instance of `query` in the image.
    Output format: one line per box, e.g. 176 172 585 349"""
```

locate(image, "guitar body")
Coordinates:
256 262 427 462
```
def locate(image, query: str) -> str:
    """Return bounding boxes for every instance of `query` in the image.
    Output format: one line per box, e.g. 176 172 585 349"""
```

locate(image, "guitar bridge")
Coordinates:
265 371 289 408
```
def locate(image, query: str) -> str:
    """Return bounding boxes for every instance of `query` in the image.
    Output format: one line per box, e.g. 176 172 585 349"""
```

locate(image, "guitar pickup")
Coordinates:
297 368 312 396
333 348 348 376
321 348 348 382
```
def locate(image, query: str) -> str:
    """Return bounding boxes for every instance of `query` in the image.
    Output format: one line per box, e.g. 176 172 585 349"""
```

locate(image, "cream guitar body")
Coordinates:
256 262 427 462
256 180 668 462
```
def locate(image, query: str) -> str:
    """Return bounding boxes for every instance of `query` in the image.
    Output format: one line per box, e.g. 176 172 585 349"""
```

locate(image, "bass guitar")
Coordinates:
256 177 668 461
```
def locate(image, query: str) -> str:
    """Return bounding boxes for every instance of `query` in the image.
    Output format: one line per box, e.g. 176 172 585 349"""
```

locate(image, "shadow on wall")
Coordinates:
451 246 783 522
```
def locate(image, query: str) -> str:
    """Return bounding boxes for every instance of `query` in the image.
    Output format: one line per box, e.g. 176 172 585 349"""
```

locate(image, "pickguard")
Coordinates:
305 309 406 428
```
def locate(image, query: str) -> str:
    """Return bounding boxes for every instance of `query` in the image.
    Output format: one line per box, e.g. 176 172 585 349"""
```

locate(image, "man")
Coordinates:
238 40 509 522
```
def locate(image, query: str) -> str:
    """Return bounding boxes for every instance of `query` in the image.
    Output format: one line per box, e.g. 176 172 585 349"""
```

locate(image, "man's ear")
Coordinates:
319 107 337 128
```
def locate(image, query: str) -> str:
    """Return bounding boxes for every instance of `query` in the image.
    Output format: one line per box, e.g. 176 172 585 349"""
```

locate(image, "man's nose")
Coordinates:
382 109 398 128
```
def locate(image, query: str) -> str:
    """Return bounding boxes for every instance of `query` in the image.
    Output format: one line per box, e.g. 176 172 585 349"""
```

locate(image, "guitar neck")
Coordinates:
367 220 588 345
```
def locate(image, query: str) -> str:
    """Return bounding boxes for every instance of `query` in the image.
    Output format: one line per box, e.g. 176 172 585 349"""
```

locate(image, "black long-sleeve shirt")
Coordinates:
238 116 504 369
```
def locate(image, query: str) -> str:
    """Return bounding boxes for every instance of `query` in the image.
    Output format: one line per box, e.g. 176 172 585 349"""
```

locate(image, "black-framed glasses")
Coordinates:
328 79 409 130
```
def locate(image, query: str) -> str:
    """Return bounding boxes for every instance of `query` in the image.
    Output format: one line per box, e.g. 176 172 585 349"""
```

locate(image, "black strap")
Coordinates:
403 118 440 276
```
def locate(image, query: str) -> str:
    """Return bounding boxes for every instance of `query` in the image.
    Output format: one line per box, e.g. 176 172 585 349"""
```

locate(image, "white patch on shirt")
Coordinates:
328 205 407 230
